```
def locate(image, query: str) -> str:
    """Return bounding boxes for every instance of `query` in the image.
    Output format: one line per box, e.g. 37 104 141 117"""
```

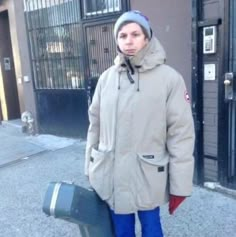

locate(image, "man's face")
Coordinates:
117 23 148 56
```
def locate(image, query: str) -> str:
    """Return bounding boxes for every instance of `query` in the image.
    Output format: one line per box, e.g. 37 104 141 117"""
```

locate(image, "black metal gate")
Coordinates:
220 0 236 188
193 0 236 189
24 0 129 137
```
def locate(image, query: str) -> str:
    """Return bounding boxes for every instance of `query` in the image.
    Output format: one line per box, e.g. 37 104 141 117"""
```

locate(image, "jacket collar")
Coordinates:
114 36 166 72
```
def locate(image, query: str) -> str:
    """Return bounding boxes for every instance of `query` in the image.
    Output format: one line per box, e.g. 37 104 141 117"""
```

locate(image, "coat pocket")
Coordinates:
88 148 114 200
136 152 169 208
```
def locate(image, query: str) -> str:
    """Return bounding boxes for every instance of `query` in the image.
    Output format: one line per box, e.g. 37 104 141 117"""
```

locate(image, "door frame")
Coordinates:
0 10 20 120
192 0 204 185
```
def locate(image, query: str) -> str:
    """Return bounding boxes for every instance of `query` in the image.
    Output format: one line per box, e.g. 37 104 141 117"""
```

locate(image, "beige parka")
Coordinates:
85 36 195 214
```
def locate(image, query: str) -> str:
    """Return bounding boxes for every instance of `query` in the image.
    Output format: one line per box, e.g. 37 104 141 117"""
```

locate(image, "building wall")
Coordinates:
131 0 192 94
0 0 193 137
0 0 36 125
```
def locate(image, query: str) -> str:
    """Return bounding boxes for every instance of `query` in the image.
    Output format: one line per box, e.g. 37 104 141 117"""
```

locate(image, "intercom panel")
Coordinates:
203 26 217 54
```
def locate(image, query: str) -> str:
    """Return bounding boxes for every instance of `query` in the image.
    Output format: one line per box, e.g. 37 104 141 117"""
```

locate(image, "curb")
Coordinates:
204 182 236 199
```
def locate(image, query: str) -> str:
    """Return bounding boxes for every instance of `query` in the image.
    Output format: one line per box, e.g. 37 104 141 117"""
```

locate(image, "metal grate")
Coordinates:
83 0 121 18
24 0 85 89
86 22 117 78
24 0 128 90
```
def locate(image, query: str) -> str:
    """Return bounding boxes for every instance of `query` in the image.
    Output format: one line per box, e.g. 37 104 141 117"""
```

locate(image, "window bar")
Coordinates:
82 23 86 88
35 0 43 89
56 31 62 89
68 24 74 89
65 1 72 89
59 1 66 89
110 0 113 12
38 0 43 29
51 0 57 89
92 27 96 76
105 24 111 70
111 23 116 65
70 24 76 89
62 0 68 89
74 23 83 89
106 24 111 69
103 25 108 72
103 25 109 72
36 0 44 88
114 0 117 12
94 27 98 77
98 26 103 75
56 26 62 89
88 27 94 77
43 0 52 89
52 0 59 89
82 0 86 18
86 27 90 77
95 0 98 16
106 0 109 13
92 27 97 76
44 16 50 89
46 28 52 89
77 24 84 89
101 0 105 14
52 0 57 27
99 25 105 75
61 9 69 88
54 32 60 89
78 24 84 89
44 0 51 89
48 0 55 89
57 0 64 89
53 2 61 88
73 21 80 89
25 1 32 30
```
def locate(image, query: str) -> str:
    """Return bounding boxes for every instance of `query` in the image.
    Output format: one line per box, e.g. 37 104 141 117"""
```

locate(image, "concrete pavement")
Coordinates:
0 120 236 237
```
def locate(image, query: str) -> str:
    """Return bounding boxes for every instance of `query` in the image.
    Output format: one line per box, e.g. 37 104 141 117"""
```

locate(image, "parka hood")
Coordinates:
114 36 166 72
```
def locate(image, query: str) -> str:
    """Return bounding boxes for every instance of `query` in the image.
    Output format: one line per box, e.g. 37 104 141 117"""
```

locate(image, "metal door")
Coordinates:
192 0 229 186
222 0 236 188
23 0 129 137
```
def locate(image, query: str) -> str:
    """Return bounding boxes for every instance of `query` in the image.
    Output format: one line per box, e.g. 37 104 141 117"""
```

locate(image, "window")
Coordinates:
24 0 73 11
84 0 121 16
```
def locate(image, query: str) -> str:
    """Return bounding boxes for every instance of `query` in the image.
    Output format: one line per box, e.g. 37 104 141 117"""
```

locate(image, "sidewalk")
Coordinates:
0 120 236 237
0 120 79 168
0 120 85 237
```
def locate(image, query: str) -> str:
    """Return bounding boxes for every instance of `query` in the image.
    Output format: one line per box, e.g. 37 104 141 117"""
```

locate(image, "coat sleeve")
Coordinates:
166 73 195 196
84 77 102 176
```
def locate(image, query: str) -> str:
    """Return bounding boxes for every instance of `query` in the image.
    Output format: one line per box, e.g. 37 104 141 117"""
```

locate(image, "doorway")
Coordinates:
193 0 236 189
0 10 20 120
220 0 236 188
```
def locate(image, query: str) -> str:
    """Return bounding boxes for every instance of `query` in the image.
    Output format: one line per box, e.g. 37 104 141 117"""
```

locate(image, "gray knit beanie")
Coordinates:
114 10 152 40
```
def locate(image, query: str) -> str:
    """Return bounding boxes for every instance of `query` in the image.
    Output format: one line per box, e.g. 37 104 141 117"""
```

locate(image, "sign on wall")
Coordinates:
204 63 216 80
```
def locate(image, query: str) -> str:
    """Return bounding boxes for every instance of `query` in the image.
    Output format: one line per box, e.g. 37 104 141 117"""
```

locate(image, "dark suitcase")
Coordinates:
42 182 115 237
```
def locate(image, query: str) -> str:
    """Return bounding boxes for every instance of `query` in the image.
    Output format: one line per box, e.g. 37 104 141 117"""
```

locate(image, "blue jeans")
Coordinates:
110 207 163 237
